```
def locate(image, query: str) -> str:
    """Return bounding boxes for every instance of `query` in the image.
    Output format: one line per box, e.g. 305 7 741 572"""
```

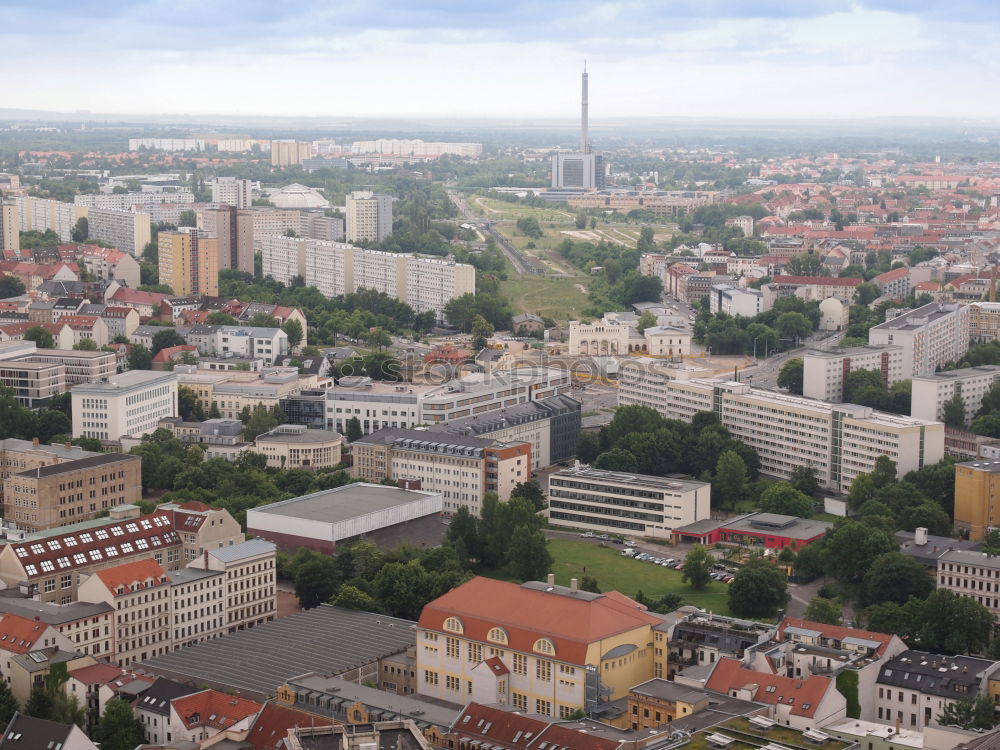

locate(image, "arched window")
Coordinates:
444 617 464 634
487 627 508 644
533 638 555 656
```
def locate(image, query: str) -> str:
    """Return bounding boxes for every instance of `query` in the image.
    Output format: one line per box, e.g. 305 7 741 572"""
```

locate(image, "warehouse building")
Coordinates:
246 483 443 553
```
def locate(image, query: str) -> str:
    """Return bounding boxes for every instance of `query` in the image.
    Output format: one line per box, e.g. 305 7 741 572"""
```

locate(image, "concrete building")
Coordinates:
78 247 141 289
0 598 114 663
709 286 763 317
875 651 1000 731
3 453 142 532
252 424 343 470
247 484 443 554
0 359 64 408
199 205 254 274
270 140 312 167
158 230 219 297
873 267 912 299
210 177 253 209
15 196 87 242
77 558 171 666
937 548 1000 624
72 370 178 441
21 349 115 385
0 201 19 253
129 138 205 151
345 191 393 243
166 567 225 650
618 374 944 493
550 152 606 190
911 365 1000 426
417 576 668 716
767 275 862 305
351 429 530 515
547 465 710 540
802 345 907 402
954 459 1000 541
668 610 774 676
186 539 277 633
868 303 972 378
86 208 151 256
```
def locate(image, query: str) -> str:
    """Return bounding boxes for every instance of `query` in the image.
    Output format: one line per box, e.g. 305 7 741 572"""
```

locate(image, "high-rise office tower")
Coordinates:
159 229 219 296
200 205 254 274
551 65 605 190
211 177 253 209
346 191 393 243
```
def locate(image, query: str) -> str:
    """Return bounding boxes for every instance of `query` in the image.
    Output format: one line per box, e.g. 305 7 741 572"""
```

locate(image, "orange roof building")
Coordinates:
169 689 262 743
416 576 670 717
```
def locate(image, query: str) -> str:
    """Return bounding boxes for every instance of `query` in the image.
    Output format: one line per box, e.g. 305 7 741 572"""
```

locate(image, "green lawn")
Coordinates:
500 273 592 320
470 195 576 223
546 539 732 614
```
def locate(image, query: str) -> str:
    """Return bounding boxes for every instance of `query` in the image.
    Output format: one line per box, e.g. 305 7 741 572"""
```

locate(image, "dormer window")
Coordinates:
487 627 508 645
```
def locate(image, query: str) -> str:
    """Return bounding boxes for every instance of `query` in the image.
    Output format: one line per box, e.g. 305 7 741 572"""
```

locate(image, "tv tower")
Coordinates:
580 62 591 154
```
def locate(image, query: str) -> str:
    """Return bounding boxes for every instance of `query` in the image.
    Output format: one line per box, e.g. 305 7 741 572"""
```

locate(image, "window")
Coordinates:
445 676 460 691
536 660 551 682
513 654 527 675
512 693 528 711
443 617 463 633
423 670 439 686
468 643 483 663
535 699 551 716
487 627 508 644
60 575 72 589
446 637 460 659
534 638 555 655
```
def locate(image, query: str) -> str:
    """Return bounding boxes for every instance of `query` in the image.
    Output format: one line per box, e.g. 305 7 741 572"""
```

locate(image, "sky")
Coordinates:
2 0 999 120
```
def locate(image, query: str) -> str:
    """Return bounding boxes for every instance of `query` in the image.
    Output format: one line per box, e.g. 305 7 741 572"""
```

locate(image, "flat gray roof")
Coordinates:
0 593 114 625
138 605 416 700
252 483 439 524
16 452 138 478
169 568 223 585
959 459 1000 474
72 370 176 393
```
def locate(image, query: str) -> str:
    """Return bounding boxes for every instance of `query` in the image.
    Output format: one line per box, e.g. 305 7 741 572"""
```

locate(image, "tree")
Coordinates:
364 328 392 351
248 312 280 328
943 393 968 429
206 312 238 325
728 558 788 618
94 698 146 750
579 575 601 593
856 282 880 305
794 541 827 580
72 338 98 351
804 596 843 625
24 684 54 719
917 589 993 655
508 525 552 582
636 311 658 334
511 480 545 511
0 275 26 298
0 678 17 727
713 450 748 509
294 557 340 608
177 386 199 421
681 545 714 590
862 552 934 606
332 584 377 611
939 695 1000 731
283 319 303 349
824 520 896 583
70 216 89 242
575 212 587 230
127 344 152 371
777 358 804 394
372 560 434 619
775 312 812 342
789 465 821 497
576 432 601 463
786 253 828 276
179 209 197 227
242 403 284 441
346 416 363 442
150 328 186 355
594 448 639 473
470 314 495 351
759 482 814 518
23 326 55 349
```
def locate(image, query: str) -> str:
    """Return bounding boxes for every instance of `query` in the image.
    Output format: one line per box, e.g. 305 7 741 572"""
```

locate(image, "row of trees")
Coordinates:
693 295 820 356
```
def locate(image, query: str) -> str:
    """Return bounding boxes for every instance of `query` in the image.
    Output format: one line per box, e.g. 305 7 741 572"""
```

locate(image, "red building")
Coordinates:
673 512 831 551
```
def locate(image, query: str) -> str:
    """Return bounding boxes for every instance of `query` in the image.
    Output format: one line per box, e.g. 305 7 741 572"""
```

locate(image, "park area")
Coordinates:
544 539 732 614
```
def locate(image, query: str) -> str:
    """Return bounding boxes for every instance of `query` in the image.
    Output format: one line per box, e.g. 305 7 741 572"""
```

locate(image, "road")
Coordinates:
740 330 845 389
446 189 537 275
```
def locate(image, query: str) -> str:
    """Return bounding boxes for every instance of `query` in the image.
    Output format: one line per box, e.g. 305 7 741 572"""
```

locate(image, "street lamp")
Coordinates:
752 336 769 362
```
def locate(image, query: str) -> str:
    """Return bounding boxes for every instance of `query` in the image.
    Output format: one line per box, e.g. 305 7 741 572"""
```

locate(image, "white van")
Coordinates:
621 548 637 557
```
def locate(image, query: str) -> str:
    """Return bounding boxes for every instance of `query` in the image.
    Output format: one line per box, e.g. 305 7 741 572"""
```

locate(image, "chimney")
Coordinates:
546 573 555 586
32 437 39 447
203 550 209 568
915 527 928 546
64 442 71 450
580 63 590 155
570 578 578 593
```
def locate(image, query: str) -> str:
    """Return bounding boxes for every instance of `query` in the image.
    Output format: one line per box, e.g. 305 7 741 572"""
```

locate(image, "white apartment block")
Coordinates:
184 325 289 359
547 465 710 540
0 201 19 253
324 379 433 434
258 236 474 318
128 138 205 151
869 303 972 378
911 365 1000 425
186 539 277 633
86 208 151 255
350 139 483 158
346 191 393 243
802 345 906 402
709 285 763 317
210 177 253 209
168 567 226 649
16 196 86 242
618 370 944 493
72 370 178 441
74 192 194 211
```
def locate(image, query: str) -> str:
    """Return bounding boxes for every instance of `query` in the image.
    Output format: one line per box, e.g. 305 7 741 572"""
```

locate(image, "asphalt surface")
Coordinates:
739 329 845 389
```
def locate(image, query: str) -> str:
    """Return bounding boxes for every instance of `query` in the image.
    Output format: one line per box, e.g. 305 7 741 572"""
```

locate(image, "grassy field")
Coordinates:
500 273 592 321
470 195 575 222
546 539 732 614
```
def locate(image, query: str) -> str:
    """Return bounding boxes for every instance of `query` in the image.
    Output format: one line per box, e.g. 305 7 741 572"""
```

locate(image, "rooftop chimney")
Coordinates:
915 527 928 546
547 573 555 586
31 437 39 447
570 578 578 593
580 63 590 155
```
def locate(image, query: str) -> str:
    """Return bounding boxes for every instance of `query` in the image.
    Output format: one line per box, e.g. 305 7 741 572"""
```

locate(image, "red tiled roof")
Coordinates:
418 577 660 666
58 315 100 331
0 613 49 654
152 344 197 363
246 703 332 750
112 288 169 306
69 662 128 685
94 558 167 595
705 658 832 717
772 275 863 287
482 656 509 676
172 689 261 731
777 617 896 659
874 267 909 283
450 704 620 750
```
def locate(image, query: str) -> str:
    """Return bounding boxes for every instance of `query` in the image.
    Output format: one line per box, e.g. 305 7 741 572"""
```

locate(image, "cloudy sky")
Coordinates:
1 1 998 119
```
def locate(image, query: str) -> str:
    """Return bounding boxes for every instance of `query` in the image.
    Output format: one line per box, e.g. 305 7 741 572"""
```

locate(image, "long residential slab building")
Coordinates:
258 235 474 318
618 359 944 492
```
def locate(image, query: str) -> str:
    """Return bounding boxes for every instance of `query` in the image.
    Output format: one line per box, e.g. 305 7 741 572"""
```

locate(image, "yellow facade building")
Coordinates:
954 459 1000 541
415 576 669 719
158 230 219 297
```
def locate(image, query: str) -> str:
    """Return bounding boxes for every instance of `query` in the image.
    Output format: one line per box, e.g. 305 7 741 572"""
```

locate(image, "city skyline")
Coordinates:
3 1 1000 119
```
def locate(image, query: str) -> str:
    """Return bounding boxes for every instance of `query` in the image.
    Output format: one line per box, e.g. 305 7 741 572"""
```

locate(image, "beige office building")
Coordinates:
159 230 219 296
0 360 65 408
252 425 343 470
199 205 254 274
271 140 312 167
0 201 18 252
3 453 142 532
345 191 393 243
72 370 178 441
